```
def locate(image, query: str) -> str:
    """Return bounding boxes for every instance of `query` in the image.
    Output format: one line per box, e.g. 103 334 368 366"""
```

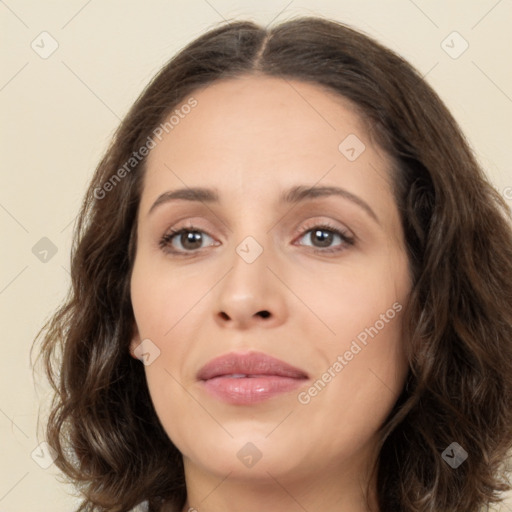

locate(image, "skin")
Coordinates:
129 75 412 512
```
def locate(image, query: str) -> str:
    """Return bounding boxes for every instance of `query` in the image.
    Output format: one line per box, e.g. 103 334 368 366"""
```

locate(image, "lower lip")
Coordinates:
201 376 306 405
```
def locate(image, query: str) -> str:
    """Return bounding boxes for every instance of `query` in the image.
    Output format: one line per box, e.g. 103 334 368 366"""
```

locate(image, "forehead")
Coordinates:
140 75 393 214
147 75 370 165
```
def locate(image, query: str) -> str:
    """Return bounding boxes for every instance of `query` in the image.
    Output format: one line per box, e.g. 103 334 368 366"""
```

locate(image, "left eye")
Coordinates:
295 225 354 253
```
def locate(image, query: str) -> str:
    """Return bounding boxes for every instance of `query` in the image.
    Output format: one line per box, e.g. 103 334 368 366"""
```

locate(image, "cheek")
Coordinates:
291 255 408 343
130 256 211 337
289 251 409 441
143 365 204 460
293 310 407 458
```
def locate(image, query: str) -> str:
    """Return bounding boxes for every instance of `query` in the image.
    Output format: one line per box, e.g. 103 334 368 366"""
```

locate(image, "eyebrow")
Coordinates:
147 185 379 224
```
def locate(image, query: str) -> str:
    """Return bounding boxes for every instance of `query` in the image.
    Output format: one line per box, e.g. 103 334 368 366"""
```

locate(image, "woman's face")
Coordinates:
130 75 411 490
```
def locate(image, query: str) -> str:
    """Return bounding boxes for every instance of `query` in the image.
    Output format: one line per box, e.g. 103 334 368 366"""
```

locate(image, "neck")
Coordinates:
175 451 379 512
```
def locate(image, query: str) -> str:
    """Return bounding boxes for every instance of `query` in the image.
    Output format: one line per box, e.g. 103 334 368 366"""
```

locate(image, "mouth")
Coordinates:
197 351 309 405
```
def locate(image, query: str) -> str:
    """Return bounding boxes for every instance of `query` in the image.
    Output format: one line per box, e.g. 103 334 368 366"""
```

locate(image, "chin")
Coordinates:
179 431 304 478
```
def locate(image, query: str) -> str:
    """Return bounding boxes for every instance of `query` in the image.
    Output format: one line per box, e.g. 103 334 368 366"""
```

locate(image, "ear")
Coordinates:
129 321 142 359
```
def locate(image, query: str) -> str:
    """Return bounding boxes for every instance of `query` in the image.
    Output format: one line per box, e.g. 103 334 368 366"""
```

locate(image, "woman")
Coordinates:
34 16 512 512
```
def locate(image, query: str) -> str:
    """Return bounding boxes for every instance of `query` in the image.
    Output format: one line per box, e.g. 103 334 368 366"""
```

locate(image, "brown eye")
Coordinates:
295 224 354 253
159 227 216 254
307 228 335 248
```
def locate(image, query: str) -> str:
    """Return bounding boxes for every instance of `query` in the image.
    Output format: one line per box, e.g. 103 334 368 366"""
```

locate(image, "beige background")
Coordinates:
1 1 511 510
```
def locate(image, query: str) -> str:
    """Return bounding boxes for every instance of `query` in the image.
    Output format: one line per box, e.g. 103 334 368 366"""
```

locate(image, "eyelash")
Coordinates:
158 222 355 257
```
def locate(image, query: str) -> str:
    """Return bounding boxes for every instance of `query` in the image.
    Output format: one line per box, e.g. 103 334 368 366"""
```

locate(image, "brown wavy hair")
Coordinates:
33 16 512 512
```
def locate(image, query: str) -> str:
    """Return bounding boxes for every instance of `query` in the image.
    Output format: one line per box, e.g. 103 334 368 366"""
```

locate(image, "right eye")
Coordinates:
159 226 218 255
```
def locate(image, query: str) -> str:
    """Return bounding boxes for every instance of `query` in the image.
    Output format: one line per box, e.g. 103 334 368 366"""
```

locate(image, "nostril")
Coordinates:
219 312 230 320
257 310 270 318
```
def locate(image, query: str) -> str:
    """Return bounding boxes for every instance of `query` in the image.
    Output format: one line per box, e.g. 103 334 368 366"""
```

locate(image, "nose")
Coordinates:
214 243 287 330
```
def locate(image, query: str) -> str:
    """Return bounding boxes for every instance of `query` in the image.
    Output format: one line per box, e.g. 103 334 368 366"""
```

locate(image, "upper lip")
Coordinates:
197 351 309 380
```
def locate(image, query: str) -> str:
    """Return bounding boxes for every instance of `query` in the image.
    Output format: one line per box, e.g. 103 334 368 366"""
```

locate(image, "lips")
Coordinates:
197 351 308 380
197 351 309 405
